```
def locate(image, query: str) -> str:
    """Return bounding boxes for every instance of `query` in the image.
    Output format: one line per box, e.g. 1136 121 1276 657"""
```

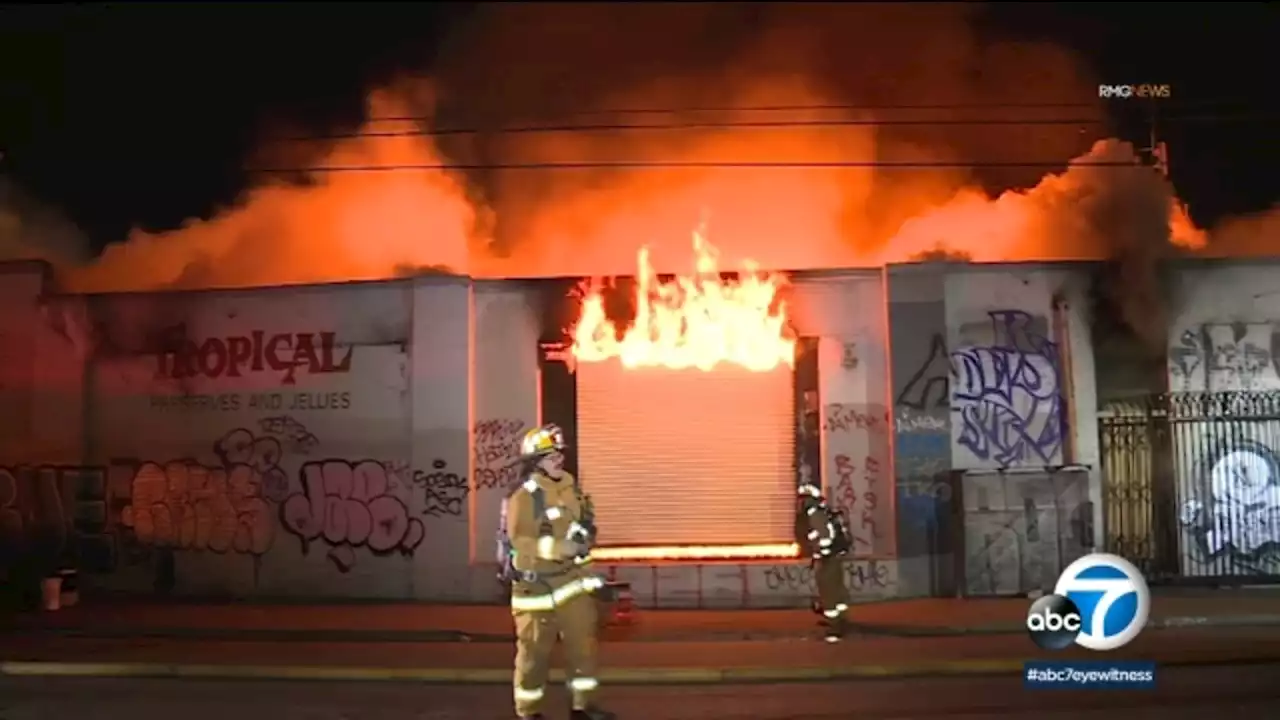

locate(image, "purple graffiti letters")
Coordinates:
281 459 424 572
214 428 290 502
951 310 1063 465
120 461 274 556
473 418 526 491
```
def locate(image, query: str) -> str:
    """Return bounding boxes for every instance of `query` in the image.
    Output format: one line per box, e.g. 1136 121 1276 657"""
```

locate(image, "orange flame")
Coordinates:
570 227 796 372
591 543 800 562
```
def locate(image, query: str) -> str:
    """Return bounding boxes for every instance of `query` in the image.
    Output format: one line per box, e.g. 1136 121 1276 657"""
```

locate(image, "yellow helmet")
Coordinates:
520 423 566 458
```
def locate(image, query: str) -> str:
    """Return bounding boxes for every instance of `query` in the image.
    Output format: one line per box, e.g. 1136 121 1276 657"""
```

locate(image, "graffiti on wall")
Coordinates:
473 418 526 491
760 559 896 596
2 421 425 579
121 460 275 556
603 560 901 609
840 342 859 371
0 465 115 573
962 468 1092 596
1169 324 1280 391
281 459 425 572
896 334 951 412
892 312 1065 467
1179 439 1280 574
823 404 891 556
952 310 1063 466
412 459 468 518
256 415 320 456
212 427 290 503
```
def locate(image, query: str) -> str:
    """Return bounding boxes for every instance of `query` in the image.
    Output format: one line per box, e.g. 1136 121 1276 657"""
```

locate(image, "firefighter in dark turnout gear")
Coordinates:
504 423 617 720
796 482 851 642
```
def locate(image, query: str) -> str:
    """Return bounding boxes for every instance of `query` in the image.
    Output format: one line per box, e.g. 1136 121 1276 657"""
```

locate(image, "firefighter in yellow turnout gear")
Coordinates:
505 423 616 720
796 482 851 642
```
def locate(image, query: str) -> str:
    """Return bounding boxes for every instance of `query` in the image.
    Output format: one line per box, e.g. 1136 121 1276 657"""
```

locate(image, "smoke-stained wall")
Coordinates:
887 263 1101 597
3 258 1112 603
887 265 955 597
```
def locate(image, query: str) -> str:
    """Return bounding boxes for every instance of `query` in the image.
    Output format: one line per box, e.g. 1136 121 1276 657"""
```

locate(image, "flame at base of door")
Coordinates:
590 543 801 562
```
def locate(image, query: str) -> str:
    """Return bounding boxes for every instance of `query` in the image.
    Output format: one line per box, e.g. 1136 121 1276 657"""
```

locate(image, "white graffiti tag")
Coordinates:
1180 441 1280 567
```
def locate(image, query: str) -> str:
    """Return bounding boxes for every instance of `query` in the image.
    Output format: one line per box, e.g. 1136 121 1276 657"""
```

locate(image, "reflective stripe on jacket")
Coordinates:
505 470 595 606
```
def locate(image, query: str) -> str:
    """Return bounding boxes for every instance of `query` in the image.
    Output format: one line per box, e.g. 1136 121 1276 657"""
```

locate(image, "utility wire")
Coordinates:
360 97 1269 120
276 113 1272 142
248 160 1154 175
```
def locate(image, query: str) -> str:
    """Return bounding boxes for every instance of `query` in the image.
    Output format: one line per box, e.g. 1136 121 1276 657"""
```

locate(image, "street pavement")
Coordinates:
9 588 1280 642
3 662 1280 719
3 626 1279 682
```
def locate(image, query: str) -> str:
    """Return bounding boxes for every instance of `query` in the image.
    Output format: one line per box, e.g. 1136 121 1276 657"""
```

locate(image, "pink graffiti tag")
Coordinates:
281 460 424 572
832 454 881 549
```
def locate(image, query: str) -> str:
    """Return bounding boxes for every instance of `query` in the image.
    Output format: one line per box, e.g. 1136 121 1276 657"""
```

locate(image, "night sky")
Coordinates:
0 2 1276 260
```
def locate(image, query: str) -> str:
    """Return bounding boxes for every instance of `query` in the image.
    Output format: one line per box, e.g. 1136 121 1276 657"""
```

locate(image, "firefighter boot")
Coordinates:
571 708 618 720
823 613 847 643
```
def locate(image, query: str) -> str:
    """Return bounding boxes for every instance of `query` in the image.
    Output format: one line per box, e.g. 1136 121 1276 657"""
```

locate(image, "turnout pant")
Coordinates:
814 556 849 629
513 590 600 716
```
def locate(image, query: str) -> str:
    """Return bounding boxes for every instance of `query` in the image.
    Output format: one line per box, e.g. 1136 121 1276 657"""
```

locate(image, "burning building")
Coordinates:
17 226 1275 608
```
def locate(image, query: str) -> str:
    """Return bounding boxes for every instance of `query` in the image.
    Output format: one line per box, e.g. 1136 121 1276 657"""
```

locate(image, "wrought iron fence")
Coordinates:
1100 391 1280 583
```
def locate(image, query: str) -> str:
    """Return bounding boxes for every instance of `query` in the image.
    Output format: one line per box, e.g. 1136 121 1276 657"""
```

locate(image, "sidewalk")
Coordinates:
8 588 1280 642
4 625 1279 684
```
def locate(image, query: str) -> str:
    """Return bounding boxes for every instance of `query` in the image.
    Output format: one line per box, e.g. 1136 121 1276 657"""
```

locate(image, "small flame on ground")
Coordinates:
591 543 800 562
570 227 796 372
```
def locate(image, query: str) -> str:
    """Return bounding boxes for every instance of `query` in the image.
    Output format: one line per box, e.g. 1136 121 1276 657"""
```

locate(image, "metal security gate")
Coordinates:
1100 391 1280 583
1099 398 1166 576
577 360 796 548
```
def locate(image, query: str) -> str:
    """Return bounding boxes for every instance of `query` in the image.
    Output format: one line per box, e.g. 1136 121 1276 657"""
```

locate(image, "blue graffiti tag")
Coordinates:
950 310 1063 465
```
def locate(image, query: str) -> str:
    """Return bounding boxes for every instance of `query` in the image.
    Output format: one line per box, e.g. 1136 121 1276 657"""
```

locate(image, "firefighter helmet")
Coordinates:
520 423 567 458
797 482 822 498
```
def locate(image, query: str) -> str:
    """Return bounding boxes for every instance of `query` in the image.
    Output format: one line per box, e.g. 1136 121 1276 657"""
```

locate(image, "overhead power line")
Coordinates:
361 97 1270 120
248 160 1155 175
276 113 1273 142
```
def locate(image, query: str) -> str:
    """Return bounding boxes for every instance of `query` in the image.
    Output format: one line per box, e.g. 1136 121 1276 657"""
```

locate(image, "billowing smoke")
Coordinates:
0 176 92 267
7 3 1266 297
66 80 479 292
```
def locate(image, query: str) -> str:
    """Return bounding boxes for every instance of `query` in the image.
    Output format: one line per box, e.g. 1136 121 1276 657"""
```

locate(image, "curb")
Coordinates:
3 654 1277 684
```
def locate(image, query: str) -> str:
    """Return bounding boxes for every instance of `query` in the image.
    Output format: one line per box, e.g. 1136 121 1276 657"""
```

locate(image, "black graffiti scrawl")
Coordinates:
896 334 951 411
412 459 468 518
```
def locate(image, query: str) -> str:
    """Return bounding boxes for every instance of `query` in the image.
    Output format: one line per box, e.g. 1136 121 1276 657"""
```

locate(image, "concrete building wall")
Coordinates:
1164 261 1280 578
888 263 1100 597
0 257 1179 603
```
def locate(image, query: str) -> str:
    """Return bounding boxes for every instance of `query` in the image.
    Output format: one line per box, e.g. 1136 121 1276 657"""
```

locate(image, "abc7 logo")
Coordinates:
1025 594 1084 650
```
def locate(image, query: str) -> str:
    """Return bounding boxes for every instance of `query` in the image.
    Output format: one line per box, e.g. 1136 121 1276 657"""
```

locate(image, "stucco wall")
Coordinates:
1165 261 1280 578
888 263 1101 597
1 259 1114 603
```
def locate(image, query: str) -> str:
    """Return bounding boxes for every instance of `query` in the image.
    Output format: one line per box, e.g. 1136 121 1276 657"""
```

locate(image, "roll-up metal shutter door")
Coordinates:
577 360 795 547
